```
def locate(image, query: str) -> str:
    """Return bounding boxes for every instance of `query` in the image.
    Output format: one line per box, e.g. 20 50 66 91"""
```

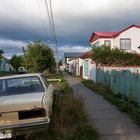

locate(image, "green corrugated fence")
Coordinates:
96 68 140 105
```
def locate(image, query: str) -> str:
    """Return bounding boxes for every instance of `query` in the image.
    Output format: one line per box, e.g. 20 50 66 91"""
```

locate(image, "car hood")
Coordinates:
0 92 44 113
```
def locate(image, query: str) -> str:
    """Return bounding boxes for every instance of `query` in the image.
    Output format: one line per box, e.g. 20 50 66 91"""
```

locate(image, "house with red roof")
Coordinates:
89 24 140 53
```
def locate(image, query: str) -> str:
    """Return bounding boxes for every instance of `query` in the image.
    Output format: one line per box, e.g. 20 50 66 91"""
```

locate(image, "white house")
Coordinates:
80 51 96 82
89 24 140 53
64 52 84 76
0 57 13 72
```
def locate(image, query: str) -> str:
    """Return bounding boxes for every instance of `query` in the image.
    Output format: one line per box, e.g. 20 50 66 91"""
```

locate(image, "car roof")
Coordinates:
0 73 42 80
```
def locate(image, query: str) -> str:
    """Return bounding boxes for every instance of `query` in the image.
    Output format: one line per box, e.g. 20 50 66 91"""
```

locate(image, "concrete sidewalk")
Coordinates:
64 73 140 140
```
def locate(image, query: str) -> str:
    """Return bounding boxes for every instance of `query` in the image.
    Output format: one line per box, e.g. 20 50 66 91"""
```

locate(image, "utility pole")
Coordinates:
55 42 59 74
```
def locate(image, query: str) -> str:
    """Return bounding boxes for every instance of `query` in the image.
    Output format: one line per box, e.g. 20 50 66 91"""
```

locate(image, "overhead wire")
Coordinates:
48 0 57 44
44 0 58 47
44 0 54 42
44 0 59 73
35 0 51 41
48 0 58 53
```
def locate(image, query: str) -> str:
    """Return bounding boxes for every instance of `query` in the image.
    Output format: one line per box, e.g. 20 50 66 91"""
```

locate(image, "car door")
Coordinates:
41 75 54 117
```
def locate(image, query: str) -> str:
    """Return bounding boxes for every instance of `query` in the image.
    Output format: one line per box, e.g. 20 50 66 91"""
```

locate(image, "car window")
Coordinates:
41 75 49 88
0 81 3 94
0 76 45 96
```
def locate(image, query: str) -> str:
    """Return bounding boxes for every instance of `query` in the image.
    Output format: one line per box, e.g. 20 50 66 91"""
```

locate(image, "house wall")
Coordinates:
68 59 75 73
65 57 83 75
114 27 140 53
91 38 114 48
83 58 96 82
91 27 140 53
91 39 101 47
68 58 83 76
0 59 13 72
77 58 83 76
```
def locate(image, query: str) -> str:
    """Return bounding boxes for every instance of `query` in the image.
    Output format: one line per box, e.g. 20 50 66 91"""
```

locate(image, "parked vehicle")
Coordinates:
18 67 27 74
0 73 54 139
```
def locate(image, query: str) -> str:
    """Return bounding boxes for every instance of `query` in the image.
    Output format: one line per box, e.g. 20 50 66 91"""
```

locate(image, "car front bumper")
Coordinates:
0 118 50 139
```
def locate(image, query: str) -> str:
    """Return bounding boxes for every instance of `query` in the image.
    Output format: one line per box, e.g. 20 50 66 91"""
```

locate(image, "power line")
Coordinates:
44 0 58 48
44 0 59 73
44 0 54 42
48 0 58 46
35 0 51 41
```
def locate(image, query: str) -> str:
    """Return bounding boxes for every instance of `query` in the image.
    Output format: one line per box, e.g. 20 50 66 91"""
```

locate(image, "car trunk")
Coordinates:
0 92 45 127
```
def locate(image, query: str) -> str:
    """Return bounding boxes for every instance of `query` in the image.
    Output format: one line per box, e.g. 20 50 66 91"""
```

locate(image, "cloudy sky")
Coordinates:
0 0 140 58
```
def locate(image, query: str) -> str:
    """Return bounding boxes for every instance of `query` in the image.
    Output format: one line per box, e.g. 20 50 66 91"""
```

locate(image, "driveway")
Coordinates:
64 73 140 140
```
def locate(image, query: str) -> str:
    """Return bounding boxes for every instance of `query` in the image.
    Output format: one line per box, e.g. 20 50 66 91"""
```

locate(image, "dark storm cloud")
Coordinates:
0 0 140 57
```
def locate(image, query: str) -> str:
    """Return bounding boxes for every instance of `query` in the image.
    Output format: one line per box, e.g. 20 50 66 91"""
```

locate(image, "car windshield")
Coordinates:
0 76 45 96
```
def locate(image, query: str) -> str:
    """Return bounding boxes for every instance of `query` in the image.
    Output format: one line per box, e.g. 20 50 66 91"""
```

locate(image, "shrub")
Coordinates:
92 46 140 66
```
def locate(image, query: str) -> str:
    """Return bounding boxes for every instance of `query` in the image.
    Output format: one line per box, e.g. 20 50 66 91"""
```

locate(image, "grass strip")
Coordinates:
25 74 98 140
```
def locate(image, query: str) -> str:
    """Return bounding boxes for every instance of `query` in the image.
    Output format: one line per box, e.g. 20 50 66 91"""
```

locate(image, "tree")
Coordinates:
23 41 56 73
0 49 4 60
10 55 23 71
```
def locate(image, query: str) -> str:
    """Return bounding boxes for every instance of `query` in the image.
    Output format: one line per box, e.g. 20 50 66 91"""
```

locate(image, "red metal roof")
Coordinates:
89 32 119 43
118 24 140 35
94 32 119 38
89 24 140 43
79 51 92 59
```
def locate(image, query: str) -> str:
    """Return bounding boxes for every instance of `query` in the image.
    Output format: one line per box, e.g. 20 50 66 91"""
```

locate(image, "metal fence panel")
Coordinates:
96 68 140 105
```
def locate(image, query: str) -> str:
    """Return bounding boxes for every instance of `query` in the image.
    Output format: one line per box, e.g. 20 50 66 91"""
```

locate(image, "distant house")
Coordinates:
89 24 140 53
80 51 96 82
64 52 84 76
0 57 13 72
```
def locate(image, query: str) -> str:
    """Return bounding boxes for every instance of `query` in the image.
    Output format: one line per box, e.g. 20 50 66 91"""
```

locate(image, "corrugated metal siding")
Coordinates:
96 67 140 105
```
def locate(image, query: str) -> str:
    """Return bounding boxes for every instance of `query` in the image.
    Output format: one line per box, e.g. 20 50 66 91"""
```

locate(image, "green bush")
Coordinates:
92 46 140 66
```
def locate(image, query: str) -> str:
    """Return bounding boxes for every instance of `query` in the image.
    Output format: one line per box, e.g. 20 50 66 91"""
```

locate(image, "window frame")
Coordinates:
92 41 99 48
104 40 111 47
0 76 45 96
120 38 131 50
41 75 49 88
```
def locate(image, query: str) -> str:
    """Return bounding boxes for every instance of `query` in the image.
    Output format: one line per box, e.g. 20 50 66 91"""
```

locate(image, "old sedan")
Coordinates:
0 73 54 139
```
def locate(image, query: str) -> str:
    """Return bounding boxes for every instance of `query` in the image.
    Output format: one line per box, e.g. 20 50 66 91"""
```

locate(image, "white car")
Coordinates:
0 73 54 139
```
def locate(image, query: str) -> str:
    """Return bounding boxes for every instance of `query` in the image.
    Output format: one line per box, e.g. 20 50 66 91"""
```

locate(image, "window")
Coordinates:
104 40 111 47
0 76 45 96
92 42 99 48
120 39 131 50
41 75 49 87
